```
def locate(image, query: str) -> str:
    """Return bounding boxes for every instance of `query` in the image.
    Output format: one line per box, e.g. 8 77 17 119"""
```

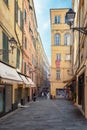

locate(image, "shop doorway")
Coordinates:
56 89 65 98
0 85 5 115
78 73 85 111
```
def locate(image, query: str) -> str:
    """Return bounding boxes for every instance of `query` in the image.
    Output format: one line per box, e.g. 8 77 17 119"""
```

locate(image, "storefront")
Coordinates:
19 74 30 105
56 88 65 98
0 61 23 116
27 77 36 100
0 85 5 116
78 72 85 112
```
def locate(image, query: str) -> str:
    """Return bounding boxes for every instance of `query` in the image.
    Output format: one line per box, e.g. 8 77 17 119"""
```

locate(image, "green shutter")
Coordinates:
24 62 26 74
3 32 9 63
15 0 18 22
16 48 20 68
20 10 23 30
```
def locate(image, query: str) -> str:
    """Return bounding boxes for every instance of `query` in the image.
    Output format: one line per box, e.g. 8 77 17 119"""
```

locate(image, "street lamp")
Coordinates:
66 9 87 34
8 37 17 54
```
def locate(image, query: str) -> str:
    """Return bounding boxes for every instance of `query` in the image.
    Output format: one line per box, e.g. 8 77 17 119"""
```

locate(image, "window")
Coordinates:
55 34 60 45
24 62 26 74
4 0 8 6
54 16 60 24
64 16 67 23
18 9 23 30
23 37 27 49
56 54 61 60
2 32 9 63
16 48 20 69
32 36 36 49
56 70 60 80
20 10 23 30
15 0 18 22
24 10 26 21
64 33 70 45
66 54 71 61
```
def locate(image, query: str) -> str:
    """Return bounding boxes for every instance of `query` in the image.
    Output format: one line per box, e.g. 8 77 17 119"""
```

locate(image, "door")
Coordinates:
0 85 5 114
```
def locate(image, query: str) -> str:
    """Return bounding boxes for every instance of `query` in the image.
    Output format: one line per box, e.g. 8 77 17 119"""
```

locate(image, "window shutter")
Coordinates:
15 0 18 22
24 62 26 74
3 32 9 63
20 10 23 30
16 48 20 68
24 10 26 20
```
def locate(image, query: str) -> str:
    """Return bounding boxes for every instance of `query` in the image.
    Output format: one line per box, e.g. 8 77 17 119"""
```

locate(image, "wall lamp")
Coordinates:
66 9 87 35
8 37 17 54
0 37 17 55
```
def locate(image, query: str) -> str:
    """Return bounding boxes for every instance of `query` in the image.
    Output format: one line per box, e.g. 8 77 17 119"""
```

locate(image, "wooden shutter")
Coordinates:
3 32 9 63
15 0 18 22
20 10 23 30
24 62 26 74
16 48 20 68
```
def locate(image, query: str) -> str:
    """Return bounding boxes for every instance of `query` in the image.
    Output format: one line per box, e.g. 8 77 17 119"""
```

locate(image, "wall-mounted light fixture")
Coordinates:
0 37 17 55
8 37 17 54
66 9 87 34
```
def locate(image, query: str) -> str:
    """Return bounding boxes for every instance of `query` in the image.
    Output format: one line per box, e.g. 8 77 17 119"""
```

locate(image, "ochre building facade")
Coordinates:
50 9 72 98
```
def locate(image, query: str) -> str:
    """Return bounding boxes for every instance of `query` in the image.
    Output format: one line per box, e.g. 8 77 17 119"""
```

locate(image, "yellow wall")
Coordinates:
0 0 23 71
50 9 72 96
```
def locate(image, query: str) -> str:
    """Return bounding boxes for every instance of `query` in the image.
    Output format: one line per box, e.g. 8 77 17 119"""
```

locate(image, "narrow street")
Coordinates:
0 99 87 130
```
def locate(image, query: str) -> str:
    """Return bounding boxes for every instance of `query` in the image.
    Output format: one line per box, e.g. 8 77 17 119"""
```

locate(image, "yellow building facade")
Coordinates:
50 9 72 98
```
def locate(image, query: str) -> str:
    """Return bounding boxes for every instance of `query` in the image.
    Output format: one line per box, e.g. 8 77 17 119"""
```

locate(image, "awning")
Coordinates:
0 61 23 83
27 78 36 87
19 74 29 85
63 75 76 89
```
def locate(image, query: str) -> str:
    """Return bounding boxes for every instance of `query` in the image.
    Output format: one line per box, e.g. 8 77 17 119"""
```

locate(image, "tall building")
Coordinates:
37 32 50 94
0 0 23 116
23 0 38 100
50 9 72 98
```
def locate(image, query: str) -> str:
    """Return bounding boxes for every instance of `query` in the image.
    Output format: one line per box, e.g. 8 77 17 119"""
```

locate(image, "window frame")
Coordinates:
54 33 61 46
56 54 61 60
2 32 9 63
54 16 60 24
16 48 20 69
56 70 60 80
64 33 70 46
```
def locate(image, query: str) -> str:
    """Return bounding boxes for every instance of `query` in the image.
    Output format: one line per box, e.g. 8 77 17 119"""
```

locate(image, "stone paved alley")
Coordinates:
0 99 87 130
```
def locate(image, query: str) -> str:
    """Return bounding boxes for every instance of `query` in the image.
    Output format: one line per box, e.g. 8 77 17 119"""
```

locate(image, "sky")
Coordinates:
33 0 72 64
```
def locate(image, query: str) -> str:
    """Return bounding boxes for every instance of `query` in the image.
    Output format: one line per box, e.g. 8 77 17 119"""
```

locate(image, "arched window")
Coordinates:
54 34 60 45
64 33 70 45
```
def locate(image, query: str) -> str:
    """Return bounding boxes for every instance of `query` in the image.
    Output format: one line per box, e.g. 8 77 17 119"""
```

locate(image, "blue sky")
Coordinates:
33 0 72 64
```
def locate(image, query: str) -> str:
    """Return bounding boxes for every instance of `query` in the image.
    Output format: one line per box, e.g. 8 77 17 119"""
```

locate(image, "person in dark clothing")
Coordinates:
33 93 36 102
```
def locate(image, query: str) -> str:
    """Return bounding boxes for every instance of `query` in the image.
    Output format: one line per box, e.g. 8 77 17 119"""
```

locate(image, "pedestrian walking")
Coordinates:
33 92 36 102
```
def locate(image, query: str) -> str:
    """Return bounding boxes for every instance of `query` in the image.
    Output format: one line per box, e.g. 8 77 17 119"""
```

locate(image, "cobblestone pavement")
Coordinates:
0 99 87 130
